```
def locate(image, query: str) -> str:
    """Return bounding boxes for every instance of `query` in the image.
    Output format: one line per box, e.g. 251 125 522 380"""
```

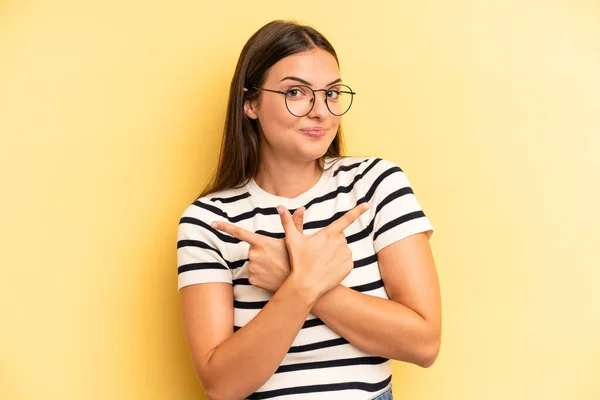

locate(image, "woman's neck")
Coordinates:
254 156 323 199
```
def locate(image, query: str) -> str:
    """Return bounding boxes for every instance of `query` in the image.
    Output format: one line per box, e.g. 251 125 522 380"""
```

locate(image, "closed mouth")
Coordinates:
300 128 328 135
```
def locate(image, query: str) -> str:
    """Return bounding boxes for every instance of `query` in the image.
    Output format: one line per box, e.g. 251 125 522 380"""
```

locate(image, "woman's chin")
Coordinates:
297 145 331 161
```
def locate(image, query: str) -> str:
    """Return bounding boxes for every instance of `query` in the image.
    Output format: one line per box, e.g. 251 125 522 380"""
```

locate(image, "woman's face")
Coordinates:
244 48 342 164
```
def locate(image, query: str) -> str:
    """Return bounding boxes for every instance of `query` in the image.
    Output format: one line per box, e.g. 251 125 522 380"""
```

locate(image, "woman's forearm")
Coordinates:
202 277 317 400
311 285 440 367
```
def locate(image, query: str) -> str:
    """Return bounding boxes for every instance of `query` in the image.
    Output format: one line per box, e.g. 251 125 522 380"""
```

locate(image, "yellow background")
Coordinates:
1 1 599 399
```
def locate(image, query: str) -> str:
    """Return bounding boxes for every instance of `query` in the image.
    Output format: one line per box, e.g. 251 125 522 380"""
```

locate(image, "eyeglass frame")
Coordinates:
246 84 356 117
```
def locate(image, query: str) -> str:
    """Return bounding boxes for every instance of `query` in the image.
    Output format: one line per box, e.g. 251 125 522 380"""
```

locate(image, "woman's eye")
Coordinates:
286 86 310 99
327 90 340 99
286 87 305 97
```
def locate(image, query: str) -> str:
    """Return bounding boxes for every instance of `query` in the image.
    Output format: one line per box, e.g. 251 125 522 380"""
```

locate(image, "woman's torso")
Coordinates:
177 156 433 399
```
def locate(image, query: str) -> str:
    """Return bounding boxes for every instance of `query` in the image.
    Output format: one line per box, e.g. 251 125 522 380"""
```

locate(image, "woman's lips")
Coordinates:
300 128 328 138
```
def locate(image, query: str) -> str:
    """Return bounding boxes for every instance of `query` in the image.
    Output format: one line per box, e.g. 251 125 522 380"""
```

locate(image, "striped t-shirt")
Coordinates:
177 156 434 400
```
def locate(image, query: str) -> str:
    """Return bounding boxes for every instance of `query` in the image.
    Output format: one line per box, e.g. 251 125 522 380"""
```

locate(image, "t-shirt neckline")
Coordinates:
245 158 335 208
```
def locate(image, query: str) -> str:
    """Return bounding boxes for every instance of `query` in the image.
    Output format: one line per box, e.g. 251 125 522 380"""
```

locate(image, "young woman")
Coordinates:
177 20 441 400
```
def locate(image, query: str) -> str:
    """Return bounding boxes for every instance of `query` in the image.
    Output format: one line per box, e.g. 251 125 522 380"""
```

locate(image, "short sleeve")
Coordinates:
361 158 434 253
177 203 232 291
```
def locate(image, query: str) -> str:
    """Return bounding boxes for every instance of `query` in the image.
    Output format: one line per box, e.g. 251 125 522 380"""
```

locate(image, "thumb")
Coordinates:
292 207 305 234
277 206 299 240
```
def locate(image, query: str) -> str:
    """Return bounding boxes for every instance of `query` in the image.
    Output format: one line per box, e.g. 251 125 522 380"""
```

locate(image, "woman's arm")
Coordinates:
311 232 442 367
180 278 316 400
181 205 368 400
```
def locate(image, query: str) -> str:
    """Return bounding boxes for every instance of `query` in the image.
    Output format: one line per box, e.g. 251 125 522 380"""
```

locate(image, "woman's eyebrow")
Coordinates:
279 76 343 86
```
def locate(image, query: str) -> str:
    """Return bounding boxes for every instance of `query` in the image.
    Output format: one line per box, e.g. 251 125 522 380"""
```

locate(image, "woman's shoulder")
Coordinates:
325 155 402 178
180 183 250 221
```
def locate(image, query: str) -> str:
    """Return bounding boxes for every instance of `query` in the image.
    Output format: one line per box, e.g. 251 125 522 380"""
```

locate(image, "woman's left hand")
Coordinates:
211 207 305 293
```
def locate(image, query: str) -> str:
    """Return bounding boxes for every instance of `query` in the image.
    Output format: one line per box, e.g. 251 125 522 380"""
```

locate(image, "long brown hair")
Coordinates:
198 20 346 198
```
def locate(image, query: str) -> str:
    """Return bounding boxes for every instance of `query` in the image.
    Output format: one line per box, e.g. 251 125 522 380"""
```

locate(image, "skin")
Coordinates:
180 48 442 400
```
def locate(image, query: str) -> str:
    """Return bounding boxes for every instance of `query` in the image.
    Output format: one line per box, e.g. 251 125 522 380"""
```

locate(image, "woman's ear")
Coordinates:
244 99 258 120
243 88 258 120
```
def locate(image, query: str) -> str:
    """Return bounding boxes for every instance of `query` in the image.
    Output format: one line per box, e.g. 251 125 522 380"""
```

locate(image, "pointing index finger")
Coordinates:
323 202 370 235
211 221 261 245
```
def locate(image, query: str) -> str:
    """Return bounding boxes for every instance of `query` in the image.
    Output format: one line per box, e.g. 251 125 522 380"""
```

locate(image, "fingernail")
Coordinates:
211 222 218 228
363 203 370 210
276 206 284 215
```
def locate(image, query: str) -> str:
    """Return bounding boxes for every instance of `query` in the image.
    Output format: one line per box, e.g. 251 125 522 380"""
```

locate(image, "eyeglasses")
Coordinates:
250 84 356 117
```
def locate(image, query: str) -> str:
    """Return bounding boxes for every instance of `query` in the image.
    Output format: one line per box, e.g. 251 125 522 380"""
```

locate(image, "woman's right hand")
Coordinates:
277 202 370 303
